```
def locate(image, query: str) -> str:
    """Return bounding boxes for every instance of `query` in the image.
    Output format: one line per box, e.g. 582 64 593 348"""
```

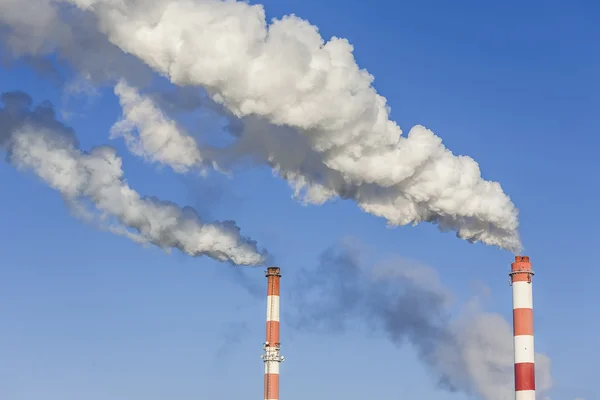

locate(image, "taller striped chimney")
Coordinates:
510 256 535 400
261 267 284 400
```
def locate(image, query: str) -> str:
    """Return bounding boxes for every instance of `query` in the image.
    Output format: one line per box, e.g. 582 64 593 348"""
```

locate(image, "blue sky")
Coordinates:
0 1 598 399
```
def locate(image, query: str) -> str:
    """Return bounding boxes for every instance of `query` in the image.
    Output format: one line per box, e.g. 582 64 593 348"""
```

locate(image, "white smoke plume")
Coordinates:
0 0 522 252
288 240 552 400
0 91 267 265
111 80 205 173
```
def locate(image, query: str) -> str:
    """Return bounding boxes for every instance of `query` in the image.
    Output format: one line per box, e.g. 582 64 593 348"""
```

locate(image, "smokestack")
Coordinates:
261 267 284 400
510 256 535 400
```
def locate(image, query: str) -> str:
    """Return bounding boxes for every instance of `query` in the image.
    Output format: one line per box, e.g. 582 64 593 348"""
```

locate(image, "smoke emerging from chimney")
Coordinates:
0 0 521 252
287 240 552 400
0 91 267 265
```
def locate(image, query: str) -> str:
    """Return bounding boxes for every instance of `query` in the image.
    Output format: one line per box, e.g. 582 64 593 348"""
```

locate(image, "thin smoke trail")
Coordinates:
0 91 267 265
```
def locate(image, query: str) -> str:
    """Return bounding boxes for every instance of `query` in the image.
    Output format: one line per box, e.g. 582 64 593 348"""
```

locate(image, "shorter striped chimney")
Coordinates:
261 267 284 400
510 256 535 400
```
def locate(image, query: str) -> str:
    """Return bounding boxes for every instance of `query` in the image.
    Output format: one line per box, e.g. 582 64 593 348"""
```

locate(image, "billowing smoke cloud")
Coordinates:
0 91 266 265
110 77 522 251
1 0 522 252
288 239 552 399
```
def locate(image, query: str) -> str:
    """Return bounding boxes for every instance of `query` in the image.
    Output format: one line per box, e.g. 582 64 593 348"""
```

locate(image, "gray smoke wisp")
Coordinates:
287 240 551 400
0 0 521 252
0 91 267 265
2 0 153 82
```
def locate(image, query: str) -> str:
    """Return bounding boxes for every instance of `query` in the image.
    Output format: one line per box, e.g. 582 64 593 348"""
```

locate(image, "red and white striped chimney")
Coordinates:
261 267 284 400
510 256 535 400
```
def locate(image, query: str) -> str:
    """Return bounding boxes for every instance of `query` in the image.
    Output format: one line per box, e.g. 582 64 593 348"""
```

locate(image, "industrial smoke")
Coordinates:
0 0 568 400
0 1 554 398
0 91 266 265
0 0 522 252
288 240 552 400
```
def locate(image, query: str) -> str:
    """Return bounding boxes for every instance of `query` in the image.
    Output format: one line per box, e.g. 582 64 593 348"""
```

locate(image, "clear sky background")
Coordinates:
0 0 598 399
